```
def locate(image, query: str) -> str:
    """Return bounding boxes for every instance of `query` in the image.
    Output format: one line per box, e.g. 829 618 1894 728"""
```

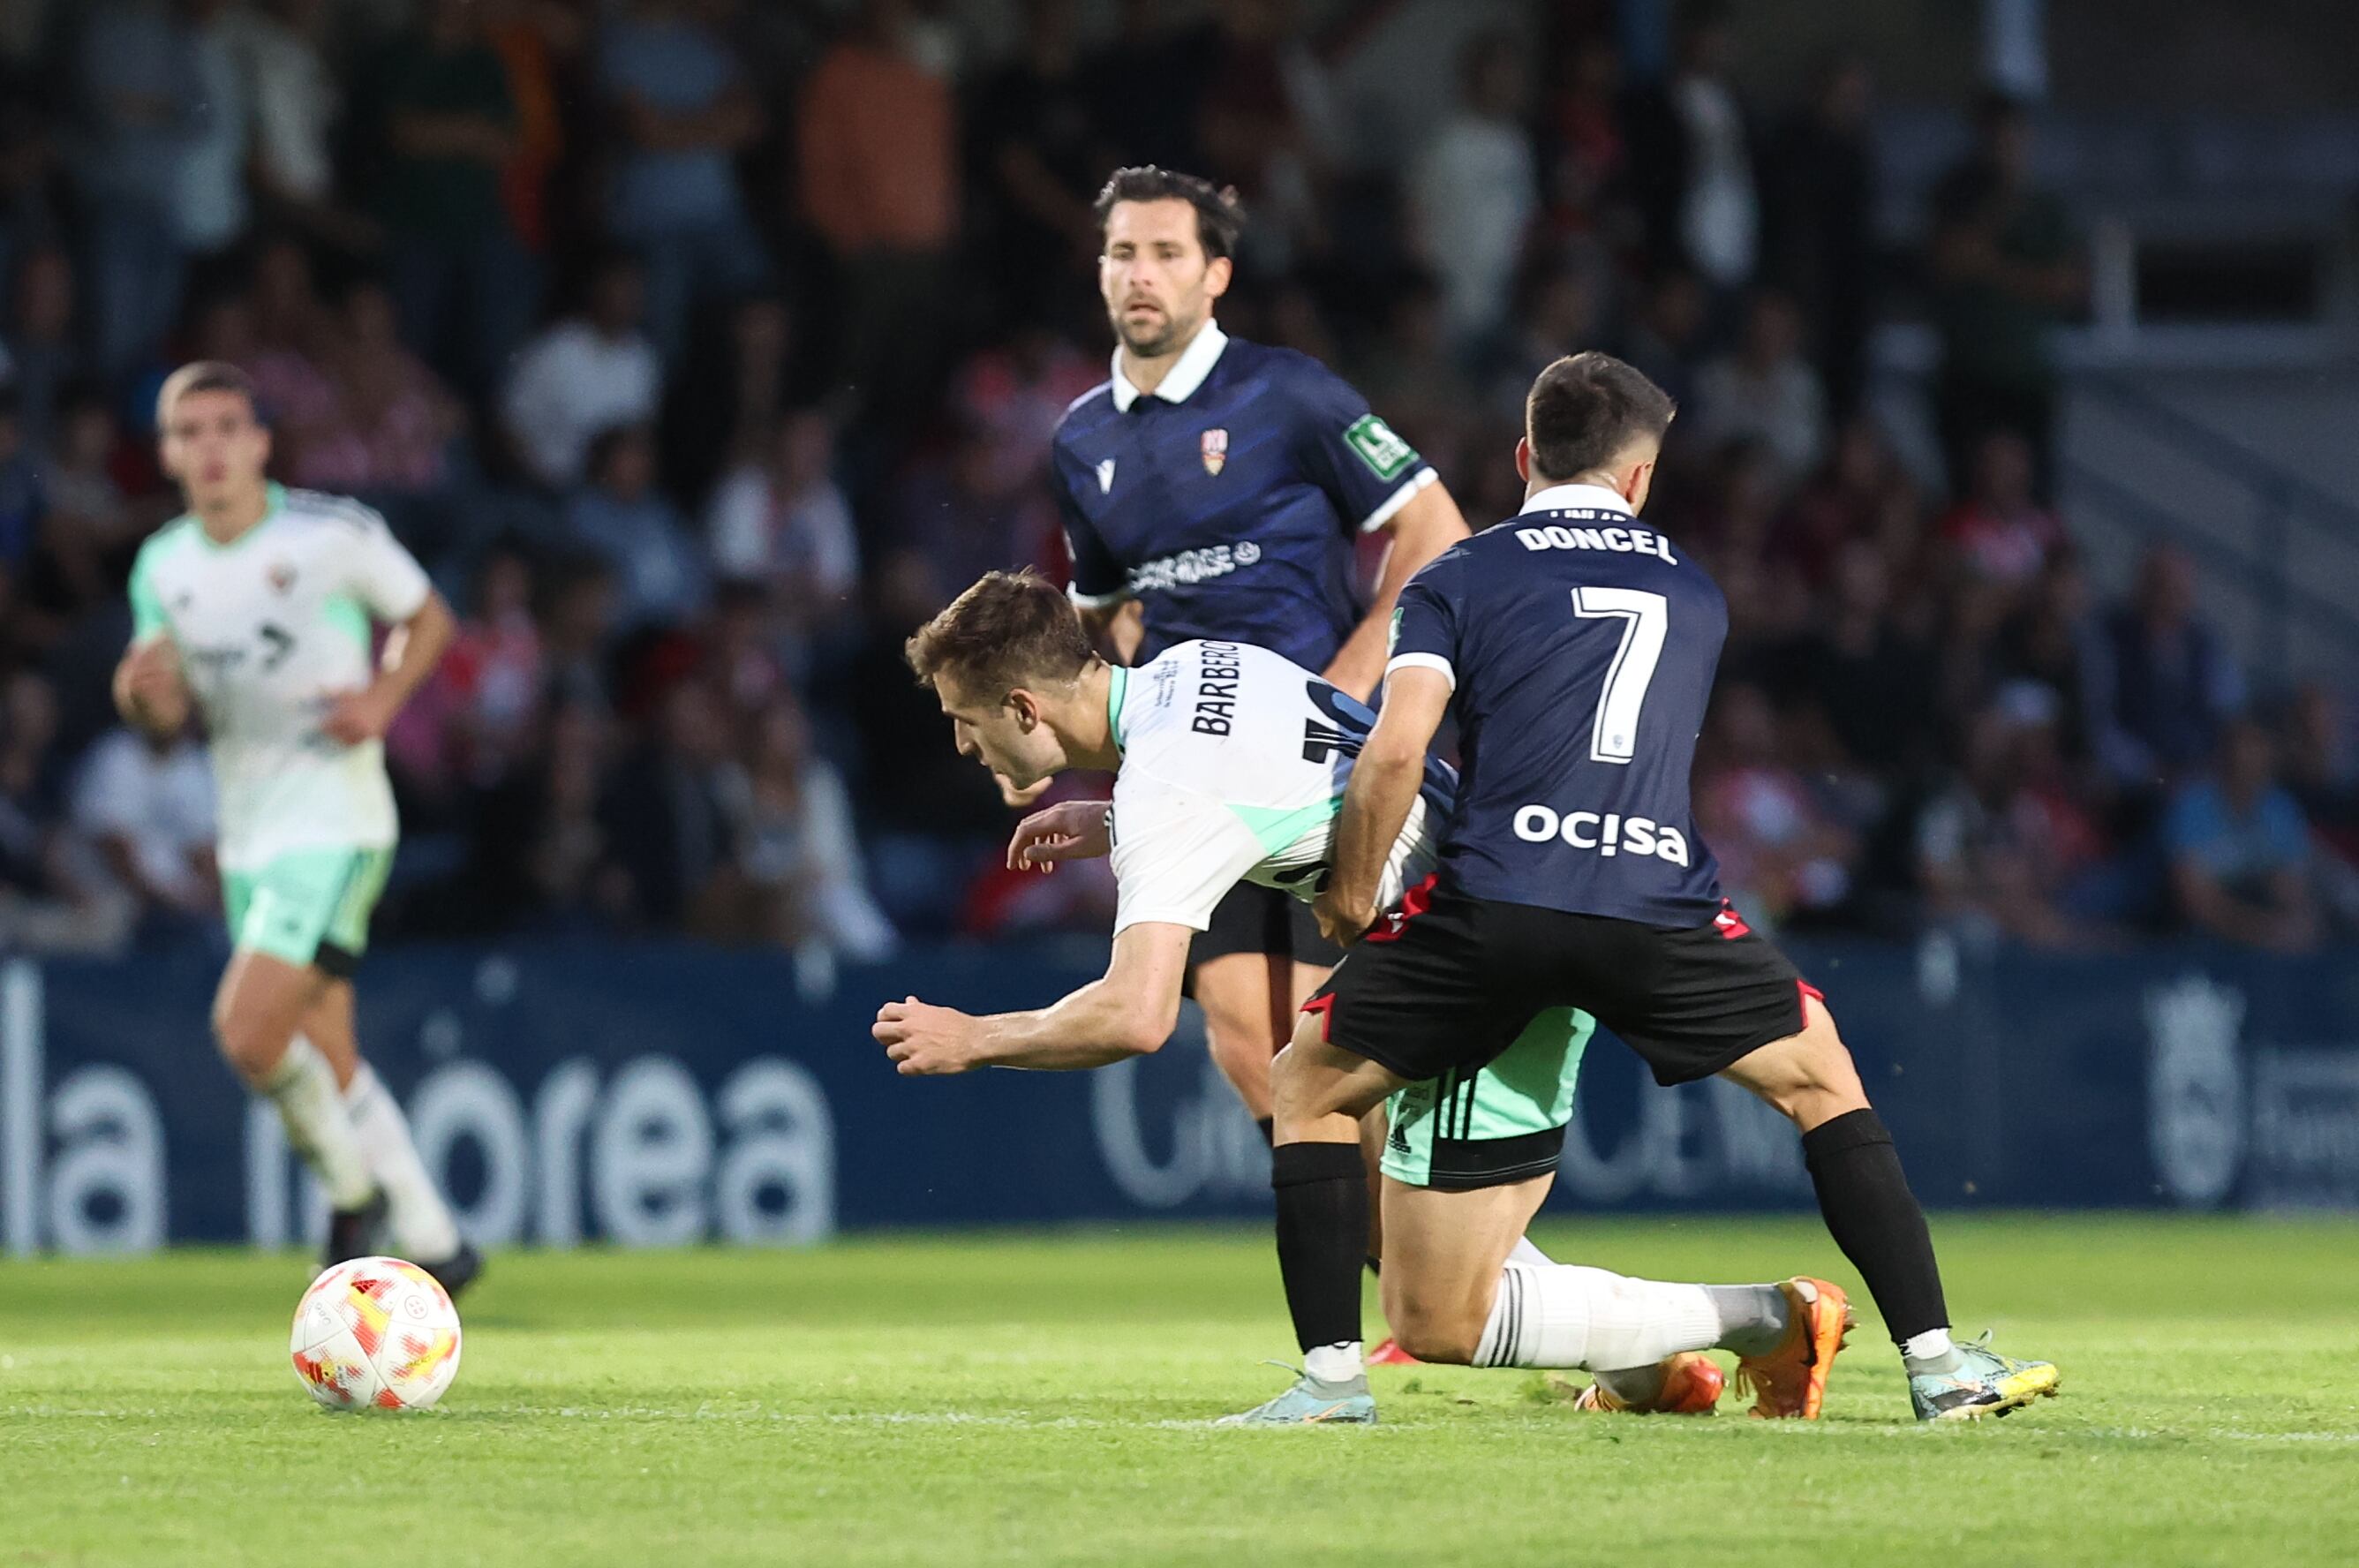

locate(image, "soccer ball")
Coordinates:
290 1256 464 1412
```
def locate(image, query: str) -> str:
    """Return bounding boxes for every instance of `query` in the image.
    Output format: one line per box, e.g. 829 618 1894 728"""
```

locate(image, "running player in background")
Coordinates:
1046 166 1471 1141
114 362 479 1292
1250 352 2059 1423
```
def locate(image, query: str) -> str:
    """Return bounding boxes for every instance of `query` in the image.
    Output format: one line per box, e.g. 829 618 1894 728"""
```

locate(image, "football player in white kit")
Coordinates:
874 571 1830 1420
113 362 479 1291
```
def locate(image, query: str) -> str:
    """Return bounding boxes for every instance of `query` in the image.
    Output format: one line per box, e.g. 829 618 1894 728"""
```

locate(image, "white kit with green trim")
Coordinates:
127 484 430 873
1105 638 1441 936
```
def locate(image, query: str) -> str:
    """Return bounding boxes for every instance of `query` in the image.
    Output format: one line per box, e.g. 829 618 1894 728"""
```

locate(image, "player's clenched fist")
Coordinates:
117 635 192 735
874 996 986 1074
1006 798 1112 872
1312 882 1378 946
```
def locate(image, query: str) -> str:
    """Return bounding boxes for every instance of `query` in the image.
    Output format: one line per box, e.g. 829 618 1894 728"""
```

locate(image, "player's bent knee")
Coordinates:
1384 1296 1483 1365
212 988 296 1084
214 1011 290 1084
1271 1039 1393 1126
1726 999 1871 1127
1266 1044 1331 1124
1789 1006 1870 1118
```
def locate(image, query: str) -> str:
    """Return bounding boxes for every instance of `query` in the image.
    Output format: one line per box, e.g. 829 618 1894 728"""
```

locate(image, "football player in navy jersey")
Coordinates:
1044 167 1472 1163
1228 352 2060 1427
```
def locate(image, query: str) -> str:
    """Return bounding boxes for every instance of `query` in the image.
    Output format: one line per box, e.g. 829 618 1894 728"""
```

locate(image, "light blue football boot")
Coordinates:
1908 1332 2061 1421
1214 1363 1377 1426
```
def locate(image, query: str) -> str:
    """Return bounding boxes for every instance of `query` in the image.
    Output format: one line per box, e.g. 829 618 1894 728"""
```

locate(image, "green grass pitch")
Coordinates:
4 1215 2356 1566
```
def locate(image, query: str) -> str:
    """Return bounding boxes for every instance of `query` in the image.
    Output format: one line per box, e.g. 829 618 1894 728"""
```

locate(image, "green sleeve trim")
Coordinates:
126 527 188 637
322 592 373 654
1106 666 1131 750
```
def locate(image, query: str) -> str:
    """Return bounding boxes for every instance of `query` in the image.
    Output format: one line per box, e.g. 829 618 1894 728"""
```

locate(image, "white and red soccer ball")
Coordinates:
290 1256 463 1412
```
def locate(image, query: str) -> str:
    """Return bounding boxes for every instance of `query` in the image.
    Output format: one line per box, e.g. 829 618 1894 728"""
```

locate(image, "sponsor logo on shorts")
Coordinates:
1511 805 1692 867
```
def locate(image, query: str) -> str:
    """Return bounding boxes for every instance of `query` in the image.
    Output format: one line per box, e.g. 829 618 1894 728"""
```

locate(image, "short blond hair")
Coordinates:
155 360 258 429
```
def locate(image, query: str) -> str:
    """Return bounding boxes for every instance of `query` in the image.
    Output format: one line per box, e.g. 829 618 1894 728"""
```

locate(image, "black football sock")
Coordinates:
1801 1108 1949 1346
1270 1141 1368 1365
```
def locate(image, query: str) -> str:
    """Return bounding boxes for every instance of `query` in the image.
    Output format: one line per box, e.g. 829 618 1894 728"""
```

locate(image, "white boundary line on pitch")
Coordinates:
9 1403 2359 1442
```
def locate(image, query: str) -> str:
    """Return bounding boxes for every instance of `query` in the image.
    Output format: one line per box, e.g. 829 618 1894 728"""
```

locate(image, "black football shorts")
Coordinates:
1191 880 1345 969
1303 879 1819 1088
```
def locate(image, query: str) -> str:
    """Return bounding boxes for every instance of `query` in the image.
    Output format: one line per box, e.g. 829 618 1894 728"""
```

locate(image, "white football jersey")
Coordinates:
127 485 432 871
1107 639 1449 934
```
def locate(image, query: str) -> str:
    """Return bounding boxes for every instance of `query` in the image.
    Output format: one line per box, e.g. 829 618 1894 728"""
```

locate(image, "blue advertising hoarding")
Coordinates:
3 937 2355 1255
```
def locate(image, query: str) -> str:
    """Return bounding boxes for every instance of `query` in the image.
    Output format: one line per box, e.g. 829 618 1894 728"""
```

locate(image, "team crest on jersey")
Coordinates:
1200 428 1228 476
268 562 298 595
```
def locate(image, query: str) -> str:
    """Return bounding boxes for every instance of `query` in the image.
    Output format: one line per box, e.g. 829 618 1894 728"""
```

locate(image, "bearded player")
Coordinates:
1048 167 1471 1150
115 362 479 1291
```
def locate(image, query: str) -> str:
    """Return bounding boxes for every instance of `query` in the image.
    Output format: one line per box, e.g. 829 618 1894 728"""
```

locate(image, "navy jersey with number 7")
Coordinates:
1385 481 1729 926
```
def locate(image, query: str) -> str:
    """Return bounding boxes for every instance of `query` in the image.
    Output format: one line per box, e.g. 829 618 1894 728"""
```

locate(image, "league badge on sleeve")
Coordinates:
1345 414 1418 481
1201 428 1228 476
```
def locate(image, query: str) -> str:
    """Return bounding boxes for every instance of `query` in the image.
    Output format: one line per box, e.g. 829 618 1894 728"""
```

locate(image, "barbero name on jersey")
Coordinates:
1513 803 1693 867
1511 510 1679 565
1188 641 1247 735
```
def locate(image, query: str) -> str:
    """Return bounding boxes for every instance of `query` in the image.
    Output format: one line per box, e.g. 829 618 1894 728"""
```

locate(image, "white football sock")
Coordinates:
1592 1362 1669 1405
1506 1235 1552 1267
1304 1342 1363 1384
342 1060 462 1262
1901 1328 1962 1376
261 1037 376 1211
1705 1284 1792 1358
1473 1263 1725 1371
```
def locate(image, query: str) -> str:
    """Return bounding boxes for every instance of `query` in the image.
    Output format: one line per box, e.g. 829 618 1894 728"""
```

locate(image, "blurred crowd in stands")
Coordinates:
0 0 2353 966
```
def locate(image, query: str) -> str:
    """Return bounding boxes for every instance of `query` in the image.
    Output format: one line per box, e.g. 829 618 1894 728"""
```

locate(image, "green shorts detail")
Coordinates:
222 846 394 976
1381 1006 1594 1190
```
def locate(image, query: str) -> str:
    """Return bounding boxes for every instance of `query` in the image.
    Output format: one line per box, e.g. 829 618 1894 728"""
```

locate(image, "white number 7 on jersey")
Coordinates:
1571 586 1668 765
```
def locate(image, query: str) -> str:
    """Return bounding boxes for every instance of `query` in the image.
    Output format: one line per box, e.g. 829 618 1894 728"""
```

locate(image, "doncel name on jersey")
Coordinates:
1511 803 1693 867
1510 517 1679 565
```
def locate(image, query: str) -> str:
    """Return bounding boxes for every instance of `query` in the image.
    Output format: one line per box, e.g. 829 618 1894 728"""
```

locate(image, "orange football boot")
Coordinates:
1366 1338 1421 1367
1572 1351 1726 1414
1733 1277 1854 1420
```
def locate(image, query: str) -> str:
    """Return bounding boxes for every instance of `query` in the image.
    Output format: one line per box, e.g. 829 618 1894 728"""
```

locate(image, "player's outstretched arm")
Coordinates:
322 590 456 744
1316 665 1452 943
1322 484 1469 703
874 923 1191 1074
